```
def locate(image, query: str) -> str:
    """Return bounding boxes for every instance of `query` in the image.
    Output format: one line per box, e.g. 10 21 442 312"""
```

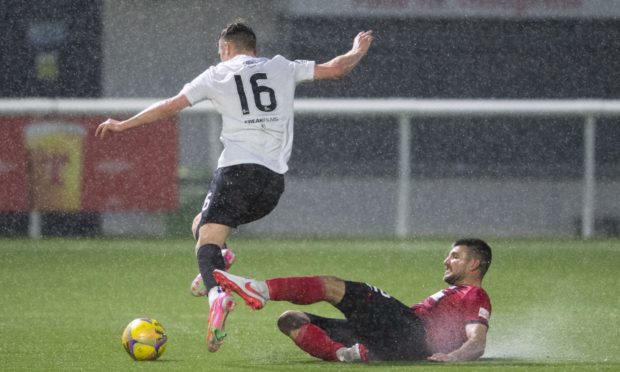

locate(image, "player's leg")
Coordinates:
277 310 311 339
192 213 235 267
197 163 283 293
268 274 346 305
193 167 240 352
191 212 201 239
195 222 236 352
190 212 235 297
196 164 279 304
199 164 285 352
215 271 371 362
273 281 421 362
277 311 367 362
213 271 346 309
195 222 230 289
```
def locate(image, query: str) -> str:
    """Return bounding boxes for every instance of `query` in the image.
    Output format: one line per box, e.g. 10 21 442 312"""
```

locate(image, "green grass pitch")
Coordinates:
1 237 619 371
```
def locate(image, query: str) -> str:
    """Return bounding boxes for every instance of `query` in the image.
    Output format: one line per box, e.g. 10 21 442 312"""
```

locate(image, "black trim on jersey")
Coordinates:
234 75 250 115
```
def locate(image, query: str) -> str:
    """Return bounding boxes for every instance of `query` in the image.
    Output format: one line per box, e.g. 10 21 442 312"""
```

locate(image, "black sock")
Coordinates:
196 244 226 291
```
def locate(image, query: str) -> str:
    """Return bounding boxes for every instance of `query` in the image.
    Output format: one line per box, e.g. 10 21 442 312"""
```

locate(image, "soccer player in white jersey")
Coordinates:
96 21 373 352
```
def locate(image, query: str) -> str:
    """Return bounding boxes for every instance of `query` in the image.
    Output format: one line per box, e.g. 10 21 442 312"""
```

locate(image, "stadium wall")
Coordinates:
101 0 283 98
94 174 620 238
243 177 620 237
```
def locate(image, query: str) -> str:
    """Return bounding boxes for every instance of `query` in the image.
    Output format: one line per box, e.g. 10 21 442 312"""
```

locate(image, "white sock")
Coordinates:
207 286 223 308
252 280 270 300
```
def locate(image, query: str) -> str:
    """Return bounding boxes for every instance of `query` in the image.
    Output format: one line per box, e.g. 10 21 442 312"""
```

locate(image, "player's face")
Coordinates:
442 245 474 285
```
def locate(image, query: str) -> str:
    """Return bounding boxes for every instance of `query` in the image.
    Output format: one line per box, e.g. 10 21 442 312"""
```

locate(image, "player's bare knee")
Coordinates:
277 310 309 335
191 213 201 239
321 275 343 286
320 276 346 303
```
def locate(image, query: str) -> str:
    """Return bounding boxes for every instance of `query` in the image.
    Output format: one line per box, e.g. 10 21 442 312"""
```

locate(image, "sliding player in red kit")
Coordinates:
214 238 492 363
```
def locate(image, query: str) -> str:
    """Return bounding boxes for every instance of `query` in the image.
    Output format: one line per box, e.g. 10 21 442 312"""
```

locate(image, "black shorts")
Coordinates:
198 164 284 231
307 281 428 361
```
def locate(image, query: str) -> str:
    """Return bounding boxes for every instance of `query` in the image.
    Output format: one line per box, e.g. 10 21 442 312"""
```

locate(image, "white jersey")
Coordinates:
180 54 315 174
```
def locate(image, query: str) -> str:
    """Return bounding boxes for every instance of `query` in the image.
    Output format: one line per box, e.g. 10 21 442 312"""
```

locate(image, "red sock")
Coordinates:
266 276 325 304
293 323 343 361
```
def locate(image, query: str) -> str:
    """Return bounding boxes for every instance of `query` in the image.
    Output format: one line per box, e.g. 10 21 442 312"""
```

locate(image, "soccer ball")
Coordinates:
121 318 168 361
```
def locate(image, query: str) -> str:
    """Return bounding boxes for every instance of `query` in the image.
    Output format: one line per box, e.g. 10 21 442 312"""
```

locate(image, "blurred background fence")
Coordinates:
1 0 619 238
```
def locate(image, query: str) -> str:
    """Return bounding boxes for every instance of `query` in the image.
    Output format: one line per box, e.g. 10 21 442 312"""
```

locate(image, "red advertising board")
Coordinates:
82 117 178 211
0 116 178 212
0 118 29 211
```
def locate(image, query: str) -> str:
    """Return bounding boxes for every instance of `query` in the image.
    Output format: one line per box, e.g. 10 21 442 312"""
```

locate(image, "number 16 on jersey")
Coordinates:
234 73 277 115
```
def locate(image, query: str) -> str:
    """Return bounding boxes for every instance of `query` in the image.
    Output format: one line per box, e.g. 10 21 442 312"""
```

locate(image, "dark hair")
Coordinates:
453 238 492 277
219 20 256 52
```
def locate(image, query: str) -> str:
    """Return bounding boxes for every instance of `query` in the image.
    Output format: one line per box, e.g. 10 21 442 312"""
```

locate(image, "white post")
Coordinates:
28 210 42 239
207 112 221 170
582 116 596 238
396 115 412 237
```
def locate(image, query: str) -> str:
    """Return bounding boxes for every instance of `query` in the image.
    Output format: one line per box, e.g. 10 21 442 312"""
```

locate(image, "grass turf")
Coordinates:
0 237 619 371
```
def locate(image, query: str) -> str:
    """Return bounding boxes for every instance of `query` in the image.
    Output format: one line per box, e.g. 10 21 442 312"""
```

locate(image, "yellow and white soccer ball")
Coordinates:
121 318 168 361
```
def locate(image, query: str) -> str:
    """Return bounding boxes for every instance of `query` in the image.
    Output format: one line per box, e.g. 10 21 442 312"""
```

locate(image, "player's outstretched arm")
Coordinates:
427 323 488 362
314 30 373 81
95 93 190 139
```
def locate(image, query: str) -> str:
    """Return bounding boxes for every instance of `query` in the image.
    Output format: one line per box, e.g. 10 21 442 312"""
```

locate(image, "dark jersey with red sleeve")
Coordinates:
411 285 491 354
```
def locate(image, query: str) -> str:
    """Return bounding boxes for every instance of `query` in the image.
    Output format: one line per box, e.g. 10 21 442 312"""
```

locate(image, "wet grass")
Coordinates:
0 237 618 371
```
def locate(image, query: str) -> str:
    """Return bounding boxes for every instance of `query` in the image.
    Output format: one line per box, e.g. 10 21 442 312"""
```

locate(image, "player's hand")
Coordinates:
95 118 125 139
352 30 373 56
427 353 457 362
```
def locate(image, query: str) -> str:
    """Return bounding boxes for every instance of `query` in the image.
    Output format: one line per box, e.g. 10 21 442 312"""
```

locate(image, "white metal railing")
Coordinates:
2 98 620 238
